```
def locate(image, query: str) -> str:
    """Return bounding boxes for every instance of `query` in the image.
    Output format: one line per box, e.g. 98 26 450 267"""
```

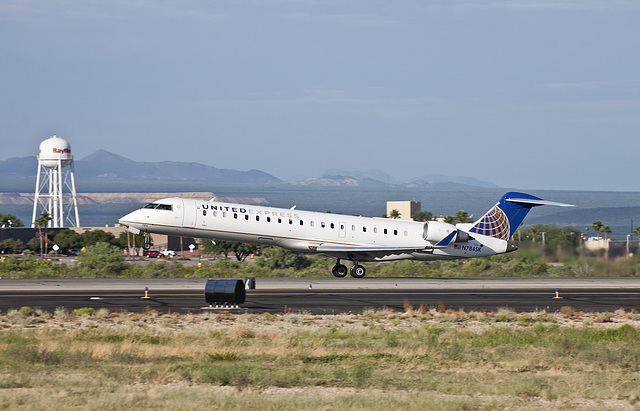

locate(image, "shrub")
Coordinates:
73 307 95 317
76 242 128 277
19 306 36 317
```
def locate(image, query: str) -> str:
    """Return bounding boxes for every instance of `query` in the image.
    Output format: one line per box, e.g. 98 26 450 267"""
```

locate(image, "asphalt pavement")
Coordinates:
1 277 638 314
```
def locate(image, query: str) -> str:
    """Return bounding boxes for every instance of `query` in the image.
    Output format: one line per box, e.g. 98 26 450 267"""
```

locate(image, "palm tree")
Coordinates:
455 210 470 223
389 209 401 219
443 215 454 224
635 226 640 241
34 212 51 259
591 221 603 239
602 225 612 241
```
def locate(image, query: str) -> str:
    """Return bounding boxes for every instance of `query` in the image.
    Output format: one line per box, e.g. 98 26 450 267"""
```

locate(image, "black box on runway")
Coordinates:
204 279 246 307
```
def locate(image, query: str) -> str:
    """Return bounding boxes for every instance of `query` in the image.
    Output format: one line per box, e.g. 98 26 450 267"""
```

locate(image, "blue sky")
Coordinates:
1 1 639 191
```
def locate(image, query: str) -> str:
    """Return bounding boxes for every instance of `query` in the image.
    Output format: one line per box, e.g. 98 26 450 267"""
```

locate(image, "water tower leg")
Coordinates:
69 162 80 227
31 164 42 227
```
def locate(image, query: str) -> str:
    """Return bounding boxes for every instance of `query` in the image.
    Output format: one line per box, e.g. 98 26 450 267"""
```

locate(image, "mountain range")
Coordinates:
0 150 498 188
0 150 281 184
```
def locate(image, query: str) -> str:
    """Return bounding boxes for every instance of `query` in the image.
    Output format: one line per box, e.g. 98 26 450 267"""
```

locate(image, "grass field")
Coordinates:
1 305 640 410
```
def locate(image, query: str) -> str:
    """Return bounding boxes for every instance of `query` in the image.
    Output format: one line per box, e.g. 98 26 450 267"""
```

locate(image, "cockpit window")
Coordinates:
143 203 173 211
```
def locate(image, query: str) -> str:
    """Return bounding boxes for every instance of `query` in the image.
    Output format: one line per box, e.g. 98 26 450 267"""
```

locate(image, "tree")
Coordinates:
34 212 52 259
412 211 433 222
443 216 454 224
455 210 471 223
635 226 640 241
389 209 401 219
0 213 24 227
199 239 258 261
77 242 128 277
521 224 582 253
591 221 603 239
602 225 612 241
53 229 83 253
117 231 145 249
0 239 24 254
81 229 118 247
256 246 311 270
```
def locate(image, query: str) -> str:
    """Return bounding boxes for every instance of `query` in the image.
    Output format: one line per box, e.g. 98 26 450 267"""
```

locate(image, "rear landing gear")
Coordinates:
350 262 366 278
331 259 366 278
332 260 348 277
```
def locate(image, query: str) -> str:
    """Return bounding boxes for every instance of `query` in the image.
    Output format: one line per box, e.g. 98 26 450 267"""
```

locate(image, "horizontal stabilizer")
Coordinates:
505 198 574 207
434 230 458 247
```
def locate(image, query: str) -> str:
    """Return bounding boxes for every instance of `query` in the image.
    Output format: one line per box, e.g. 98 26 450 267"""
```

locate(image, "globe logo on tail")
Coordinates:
469 206 510 241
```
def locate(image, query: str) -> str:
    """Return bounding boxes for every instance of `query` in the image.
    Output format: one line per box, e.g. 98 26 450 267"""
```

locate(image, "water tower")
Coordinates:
31 135 80 228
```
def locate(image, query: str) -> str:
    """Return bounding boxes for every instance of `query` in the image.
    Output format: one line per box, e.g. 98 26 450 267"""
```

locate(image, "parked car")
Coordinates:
160 249 175 257
144 250 162 258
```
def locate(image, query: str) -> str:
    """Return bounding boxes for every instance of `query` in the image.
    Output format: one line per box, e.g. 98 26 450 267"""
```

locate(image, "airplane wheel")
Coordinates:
143 242 151 250
332 264 348 278
350 265 366 278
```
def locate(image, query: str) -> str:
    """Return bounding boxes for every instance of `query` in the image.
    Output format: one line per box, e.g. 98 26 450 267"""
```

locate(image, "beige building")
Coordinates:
386 201 421 221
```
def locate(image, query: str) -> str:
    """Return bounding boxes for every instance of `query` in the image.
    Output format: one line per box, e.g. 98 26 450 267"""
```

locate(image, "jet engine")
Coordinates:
423 221 471 244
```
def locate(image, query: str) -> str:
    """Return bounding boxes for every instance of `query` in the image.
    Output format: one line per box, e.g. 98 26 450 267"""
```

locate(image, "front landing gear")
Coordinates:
143 232 152 250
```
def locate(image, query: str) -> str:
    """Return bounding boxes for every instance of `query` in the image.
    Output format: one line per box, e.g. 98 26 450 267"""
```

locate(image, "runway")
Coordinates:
1 277 639 314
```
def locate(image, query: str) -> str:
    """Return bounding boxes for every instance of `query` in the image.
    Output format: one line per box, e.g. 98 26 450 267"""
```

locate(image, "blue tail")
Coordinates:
469 192 571 240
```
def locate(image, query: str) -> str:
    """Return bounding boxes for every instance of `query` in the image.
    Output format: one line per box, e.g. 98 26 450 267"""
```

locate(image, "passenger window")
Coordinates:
363 227 367 232
278 218 282 223
223 212 227 218
234 213 238 219
289 219 293 225
203 210 207 216
374 227 377 233
351 225 355 231
404 231 408 236
245 215 249 220
300 220 304 226
213 211 217 217
384 228 388 234
256 216 260 221
330 223 335 229
310 221 314 227
321 222 325 228
394 230 398 235
267 217 271 223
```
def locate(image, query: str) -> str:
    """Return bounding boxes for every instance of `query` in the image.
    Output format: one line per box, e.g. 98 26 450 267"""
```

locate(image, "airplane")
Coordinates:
118 192 573 278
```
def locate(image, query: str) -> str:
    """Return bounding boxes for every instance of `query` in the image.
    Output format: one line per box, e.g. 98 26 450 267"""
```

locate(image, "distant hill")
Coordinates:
289 175 392 187
0 150 281 184
312 170 499 188
1 151 497 188
407 174 499 189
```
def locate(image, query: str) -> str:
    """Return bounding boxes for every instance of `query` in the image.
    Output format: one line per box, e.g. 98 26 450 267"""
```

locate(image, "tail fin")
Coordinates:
468 192 573 240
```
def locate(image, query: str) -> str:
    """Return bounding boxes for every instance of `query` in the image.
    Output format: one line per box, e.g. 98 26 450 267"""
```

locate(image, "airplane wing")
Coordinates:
315 244 430 260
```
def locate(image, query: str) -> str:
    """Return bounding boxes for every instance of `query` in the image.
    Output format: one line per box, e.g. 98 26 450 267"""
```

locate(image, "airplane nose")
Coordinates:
118 212 133 225
119 211 142 234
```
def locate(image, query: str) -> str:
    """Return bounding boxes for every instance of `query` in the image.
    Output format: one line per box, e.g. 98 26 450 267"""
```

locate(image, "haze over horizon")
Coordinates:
2 1 639 191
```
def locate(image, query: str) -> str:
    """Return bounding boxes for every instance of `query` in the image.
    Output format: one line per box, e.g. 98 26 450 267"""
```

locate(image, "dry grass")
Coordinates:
2 307 640 410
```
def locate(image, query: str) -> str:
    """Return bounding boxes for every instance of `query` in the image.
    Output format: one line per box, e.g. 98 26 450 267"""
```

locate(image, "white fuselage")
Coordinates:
119 197 508 262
